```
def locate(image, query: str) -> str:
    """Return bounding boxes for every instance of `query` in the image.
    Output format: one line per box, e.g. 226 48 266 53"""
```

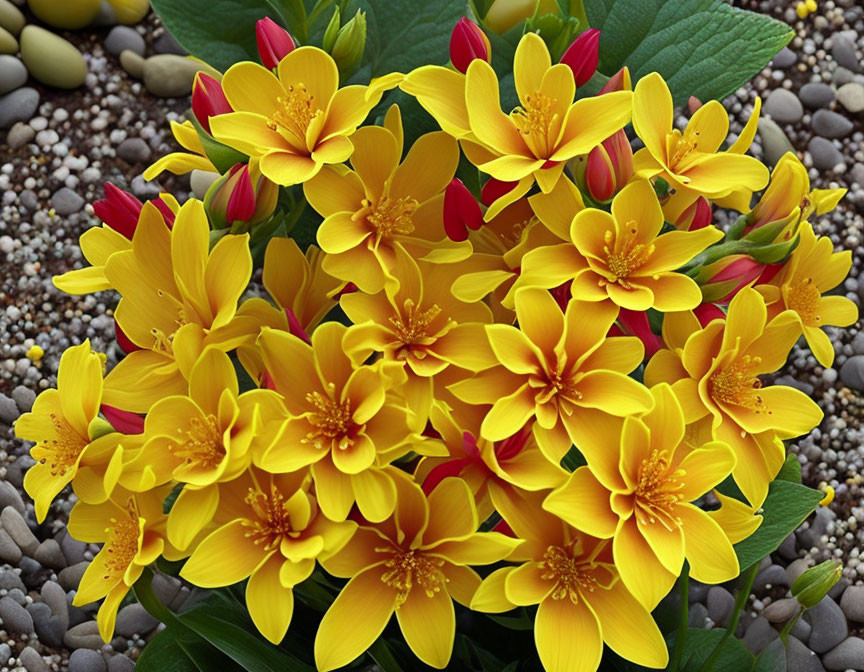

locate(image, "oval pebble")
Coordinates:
0 0 24 36
27 0 100 29
104 24 144 56
142 54 207 97
119 48 144 78
0 595 33 635
20 25 88 89
69 649 107 672
0 25 17 54
812 109 854 139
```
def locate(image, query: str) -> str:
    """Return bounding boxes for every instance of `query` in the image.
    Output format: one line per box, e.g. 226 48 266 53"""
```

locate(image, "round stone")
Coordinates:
6 119 33 147
104 24 144 56
808 136 844 171
840 355 864 391
799 82 835 109
20 25 88 89
50 187 85 215
772 47 796 68
812 109 854 139
0 86 38 129
142 54 205 97
832 35 861 73
69 649 107 672
840 585 864 623
764 87 803 124
27 0 100 29
190 169 219 199
837 82 864 114
822 637 864 671
0 0 24 36
0 595 33 635
119 48 144 78
0 55 27 94
805 596 848 654
758 117 795 166
0 25 17 54
106 0 149 24
117 136 151 163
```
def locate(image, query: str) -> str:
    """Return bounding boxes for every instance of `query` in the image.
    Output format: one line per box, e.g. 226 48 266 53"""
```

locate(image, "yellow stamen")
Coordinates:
303 392 355 451
101 500 140 581
266 83 321 140
361 196 418 241
242 485 296 551
602 224 654 288
511 92 558 157
786 277 821 324
633 449 685 530
710 355 769 412
540 545 598 604
378 546 446 606
172 414 225 470
34 413 88 477
667 128 700 170
389 300 441 347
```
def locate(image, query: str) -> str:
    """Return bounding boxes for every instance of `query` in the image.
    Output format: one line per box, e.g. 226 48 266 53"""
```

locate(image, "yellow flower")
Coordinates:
544 384 739 609
69 486 171 642
142 120 217 180
315 475 519 671
102 199 252 413
256 323 427 522
15 341 125 522
644 288 823 506
181 470 355 644
517 179 723 311
402 33 633 217
708 489 763 544
470 488 668 672
304 105 468 293
632 73 769 217
449 287 652 462
756 222 857 367
210 47 397 185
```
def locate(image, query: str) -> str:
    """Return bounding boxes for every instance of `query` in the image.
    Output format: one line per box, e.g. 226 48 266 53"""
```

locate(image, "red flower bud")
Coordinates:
225 165 257 224
285 307 311 344
697 254 766 303
560 28 600 87
449 17 491 74
115 320 141 354
676 196 712 231
443 178 484 242
585 129 633 202
480 177 517 206
191 73 231 135
598 66 631 94
693 303 726 327
256 17 296 69
151 198 177 228
618 308 664 359
93 183 142 239
100 405 144 434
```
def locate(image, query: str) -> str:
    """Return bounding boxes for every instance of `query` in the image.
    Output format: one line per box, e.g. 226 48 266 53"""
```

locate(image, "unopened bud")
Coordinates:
598 66 631 94
696 254 765 304
450 17 491 74
330 10 366 78
585 129 633 202
256 17 296 70
206 162 278 230
93 183 142 239
480 177 517 207
791 560 842 609
191 73 231 135
676 196 712 231
322 7 340 53
444 178 484 242
560 29 600 87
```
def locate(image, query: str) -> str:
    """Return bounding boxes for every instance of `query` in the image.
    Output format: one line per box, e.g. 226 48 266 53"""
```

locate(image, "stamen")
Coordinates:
266 84 321 140
710 355 769 413
602 224 654 288
633 450 685 529
242 485 296 551
101 500 140 581
539 545 598 604
388 300 441 346
171 414 225 470
786 277 821 324
303 392 355 451
360 196 418 240
378 547 446 606
511 92 558 157
33 414 88 477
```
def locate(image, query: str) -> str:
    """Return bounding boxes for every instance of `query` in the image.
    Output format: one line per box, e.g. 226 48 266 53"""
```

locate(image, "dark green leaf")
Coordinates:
137 629 201 672
734 480 824 571
775 453 802 484
267 0 309 42
668 628 753 671
751 641 787 672
584 0 793 105
368 639 404 672
485 609 535 631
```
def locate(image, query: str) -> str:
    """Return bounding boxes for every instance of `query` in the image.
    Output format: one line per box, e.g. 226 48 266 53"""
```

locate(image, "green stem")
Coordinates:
697 562 760 672
669 564 690 672
133 567 180 628
778 607 804 645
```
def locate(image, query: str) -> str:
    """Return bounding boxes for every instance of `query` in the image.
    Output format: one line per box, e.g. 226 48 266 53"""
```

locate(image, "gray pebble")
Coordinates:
764 597 800 623
791 617 812 644
6 119 34 148
754 564 791 592
143 54 203 97
840 354 864 390
707 586 735 627
832 35 861 73
104 25 144 57
800 82 835 109
11 385 35 412
58 529 87 566
153 31 186 55
840 585 864 623
107 656 135 672
1 505 38 555
789 635 826 672
17 646 49 672
41 580 68 630
93 0 116 26
34 538 67 569
828 578 848 602
850 163 864 187
772 47 796 68
28 601 65 648
115 603 158 637
69 649 107 672
0 594 33 634
117 137 151 164
778 533 800 562
152 572 181 605
808 136 844 171
812 109 854 139
119 49 144 79
837 82 864 114
0 644 9 667
0 392 17 423
688 601 708 627
806 596 848 653
6 456 34 489
50 187 85 215
58 562 88 592
0 569 25 593
758 117 795 166
0 481 24 514
65 620 105 650
0 54 26 94
743 616 779 655
130 174 162 199
823 637 864 671
834 66 856 86
765 87 803 124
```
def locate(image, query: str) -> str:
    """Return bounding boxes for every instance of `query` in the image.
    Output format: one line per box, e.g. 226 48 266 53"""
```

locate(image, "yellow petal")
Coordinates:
481 383 536 441
686 100 729 154
470 566 516 613
389 131 459 204
465 59 527 156
632 72 672 163
247 554 294 644
260 151 320 185
351 468 397 523
349 125 400 199
180 520 267 587
303 165 364 216
167 485 219 551
613 518 677 610
209 112 291 156
486 324 543 374
678 502 740 584
535 596 602 672
513 32 551 103
395 584 455 669
505 561 553 606
221 61 284 117
277 46 338 112
542 467 617 538
678 442 736 502
552 91 632 161
400 66 471 138
425 478 478 542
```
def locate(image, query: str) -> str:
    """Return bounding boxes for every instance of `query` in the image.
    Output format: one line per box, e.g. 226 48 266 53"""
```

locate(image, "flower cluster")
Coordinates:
16 15 854 672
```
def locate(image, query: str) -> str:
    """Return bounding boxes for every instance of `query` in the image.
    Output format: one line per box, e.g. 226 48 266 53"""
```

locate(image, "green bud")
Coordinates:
331 9 366 78
791 560 843 609
322 6 340 53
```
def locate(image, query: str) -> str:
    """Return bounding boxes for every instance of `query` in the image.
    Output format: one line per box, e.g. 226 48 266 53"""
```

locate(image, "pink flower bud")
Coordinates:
225 165 257 224
93 183 142 239
480 177 517 206
100 405 144 434
256 17 296 69
693 303 725 327
676 196 712 231
560 28 600 87
585 129 633 202
598 66 631 94
191 72 231 135
618 308 664 359
443 178 484 242
449 17 491 74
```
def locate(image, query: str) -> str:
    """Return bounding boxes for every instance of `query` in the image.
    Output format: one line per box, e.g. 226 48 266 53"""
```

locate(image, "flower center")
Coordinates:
667 128 700 171
786 277 821 324
101 502 140 581
34 413 88 477
389 300 442 347
362 196 418 241
171 414 225 471
511 92 558 157
303 392 355 451
379 547 446 606
540 545 598 603
634 449 685 529
266 83 321 141
242 485 297 551
532 366 583 410
710 354 769 412
150 290 188 355
602 224 654 288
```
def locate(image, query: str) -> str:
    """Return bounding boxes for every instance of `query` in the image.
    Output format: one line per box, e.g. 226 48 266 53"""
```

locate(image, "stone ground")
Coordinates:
0 0 863 671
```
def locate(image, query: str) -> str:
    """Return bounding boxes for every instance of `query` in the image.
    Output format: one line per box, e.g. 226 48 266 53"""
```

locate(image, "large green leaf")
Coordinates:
674 628 753 671
584 0 793 104
137 629 243 672
734 480 824 571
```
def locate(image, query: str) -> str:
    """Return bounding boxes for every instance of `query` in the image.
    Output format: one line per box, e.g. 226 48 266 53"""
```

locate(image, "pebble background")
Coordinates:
0 0 863 670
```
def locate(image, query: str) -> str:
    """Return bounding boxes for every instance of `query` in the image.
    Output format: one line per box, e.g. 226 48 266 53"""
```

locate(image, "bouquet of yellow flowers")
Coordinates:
16 1 856 670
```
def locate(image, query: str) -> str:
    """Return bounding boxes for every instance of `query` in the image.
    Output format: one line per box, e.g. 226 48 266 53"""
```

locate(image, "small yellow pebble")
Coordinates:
26 345 43 362
796 1 809 18
805 0 817 12
818 485 835 507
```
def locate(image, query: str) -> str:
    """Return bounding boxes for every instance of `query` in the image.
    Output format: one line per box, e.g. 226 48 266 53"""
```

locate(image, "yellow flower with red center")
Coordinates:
210 46 398 185
181 470 355 644
543 384 739 609
756 222 857 367
70 486 173 642
315 475 520 670
304 106 469 293
517 179 723 311
470 488 668 672
644 288 823 506
15 341 127 522
402 33 633 217
449 287 652 462
102 199 252 413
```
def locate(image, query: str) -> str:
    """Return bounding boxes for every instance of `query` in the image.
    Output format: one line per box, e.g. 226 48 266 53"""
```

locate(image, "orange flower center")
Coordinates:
101 502 140 581
786 277 821 325
540 545 599 603
709 354 768 412
243 485 298 551
666 128 700 171
303 392 356 451
378 547 446 606
634 449 685 530
602 224 654 288
511 91 558 157
389 299 441 347
171 414 226 471
361 196 418 241
532 366 583 410
266 83 321 141
34 413 88 477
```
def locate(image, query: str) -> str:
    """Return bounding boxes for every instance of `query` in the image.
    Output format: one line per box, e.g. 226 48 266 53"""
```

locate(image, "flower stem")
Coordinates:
133 567 180 628
669 563 690 672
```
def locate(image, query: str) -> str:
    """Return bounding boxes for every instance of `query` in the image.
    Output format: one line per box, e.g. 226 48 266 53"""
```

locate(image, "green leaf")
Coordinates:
368 639 404 672
776 453 802 484
734 480 824 571
267 0 309 42
584 0 793 105
751 641 787 672
137 630 202 672
669 628 753 671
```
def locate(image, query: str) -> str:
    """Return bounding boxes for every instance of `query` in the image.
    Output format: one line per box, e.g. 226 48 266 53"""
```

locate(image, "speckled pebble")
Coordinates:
836 82 864 114
0 594 33 634
51 187 85 215
17 646 49 672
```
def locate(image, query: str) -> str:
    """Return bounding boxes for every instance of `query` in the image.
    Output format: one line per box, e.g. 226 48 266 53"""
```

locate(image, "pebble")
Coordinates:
34 538 67 569
0 481 24 514
27 0 101 29
791 617 812 644
1 505 38 554
0 392 17 423
115 603 157 637
764 597 800 623
41 580 68 630
0 644 9 667
840 585 864 623
0 528 21 563
707 586 735 627
6 119 34 148
0 54 26 95
104 25 144 57
58 530 87 566
0 86 38 129
0 594 33 634
0 0 24 35
799 82 836 109
153 31 185 55
823 637 864 671
832 35 862 73
65 620 105 650
806 596 848 654
18 646 49 672
743 616 779 654
834 66 856 86
772 46 796 68
117 137 151 163
107 656 135 672
109 0 149 24
11 385 34 412
69 649 107 672
20 25 88 89
837 82 864 114
840 354 864 390
758 117 796 166
812 109 854 139
51 187 85 215
754 564 791 592
118 49 144 78
142 54 204 97
58 562 88 591
765 87 804 124
789 635 826 672
0 25 16 54
93 0 116 26
190 169 219 200
28 601 65 648
808 136 844 171
688 601 708 627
